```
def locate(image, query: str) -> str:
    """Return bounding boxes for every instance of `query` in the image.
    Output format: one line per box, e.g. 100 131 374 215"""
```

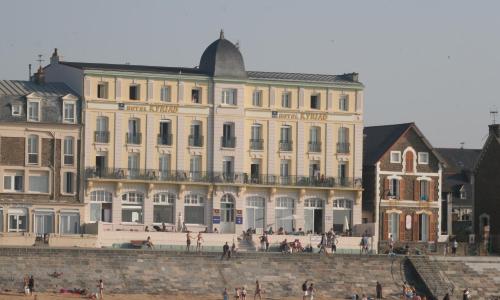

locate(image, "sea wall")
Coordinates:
0 247 403 298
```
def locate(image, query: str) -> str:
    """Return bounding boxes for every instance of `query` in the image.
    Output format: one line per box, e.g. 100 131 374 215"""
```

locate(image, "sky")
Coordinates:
1 0 499 149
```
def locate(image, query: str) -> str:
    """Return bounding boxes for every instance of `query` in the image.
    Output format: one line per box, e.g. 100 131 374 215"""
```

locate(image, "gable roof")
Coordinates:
363 123 414 166
363 122 446 166
435 148 481 173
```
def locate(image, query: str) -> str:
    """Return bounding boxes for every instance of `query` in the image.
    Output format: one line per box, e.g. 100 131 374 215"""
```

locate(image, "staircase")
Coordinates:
237 238 258 252
408 256 454 299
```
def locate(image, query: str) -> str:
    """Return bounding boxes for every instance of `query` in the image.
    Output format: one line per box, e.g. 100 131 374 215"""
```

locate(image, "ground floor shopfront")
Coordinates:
0 203 83 235
85 181 362 234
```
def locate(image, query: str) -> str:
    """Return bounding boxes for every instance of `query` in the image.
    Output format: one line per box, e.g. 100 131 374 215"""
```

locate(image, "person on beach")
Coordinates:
222 242 230 260
376 281 383 299
234 287 241 300
186 232 193 252
28 275 35 295
265 234 270 251
223 288 229 300
146 236 154 249
98 279 104 299
302 280 309 300
254 280 262 300
196 232 203 252
308 283 315 300
452 239 458 256
319 233 328 255
241 286 247 300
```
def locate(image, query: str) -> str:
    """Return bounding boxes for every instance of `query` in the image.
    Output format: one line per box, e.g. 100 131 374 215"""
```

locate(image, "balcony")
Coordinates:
188 135 203 147
250 139 264 150
85 167 362 189
279 140 293 151
126 132 142 145
221 136 236 148
95 131 109 143
337 142 350 154
157 134 173 146
308 141 322 152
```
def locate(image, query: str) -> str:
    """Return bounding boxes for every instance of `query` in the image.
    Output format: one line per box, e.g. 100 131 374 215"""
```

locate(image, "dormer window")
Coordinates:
11 104 22 116
63 102 76 123
27 101 40 122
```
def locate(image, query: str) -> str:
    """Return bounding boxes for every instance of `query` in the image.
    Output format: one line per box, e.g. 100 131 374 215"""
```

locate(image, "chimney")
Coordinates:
50 48 60 64
344 72 359 82
489 124 500 138
33 66 45 85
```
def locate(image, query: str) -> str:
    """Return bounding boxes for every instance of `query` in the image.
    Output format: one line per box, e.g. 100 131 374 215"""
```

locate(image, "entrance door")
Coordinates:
314 209 323 233
220 194 235 233
96 155 106 177
251 163 260 183
304 198 324 234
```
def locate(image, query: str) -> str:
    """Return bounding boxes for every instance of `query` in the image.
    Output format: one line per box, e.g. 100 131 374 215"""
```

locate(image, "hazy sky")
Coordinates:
1 0 499 148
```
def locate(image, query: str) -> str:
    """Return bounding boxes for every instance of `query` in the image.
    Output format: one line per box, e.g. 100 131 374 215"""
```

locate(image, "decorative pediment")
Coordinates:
61 93 78 101
25 92 42 99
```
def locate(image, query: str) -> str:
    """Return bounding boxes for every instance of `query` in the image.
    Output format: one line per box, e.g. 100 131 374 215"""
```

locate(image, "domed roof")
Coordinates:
199 31 247 79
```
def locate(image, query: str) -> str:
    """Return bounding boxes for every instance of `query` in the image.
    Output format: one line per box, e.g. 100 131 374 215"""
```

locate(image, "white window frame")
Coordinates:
63 101 76 124
221 88 237 105
97 82 109 99
28 171 50 194
252 90 262 107
191 88 201 104
418 152 429 164
184 193 205 225
153 192 176 224
63 136 75 166
160 85 171 102
11 104 22 116
8 208 28 232
390 151 402 163
281 92 291 108
339 94 349 111
61 171 76 195
27 100 40 122
26 134 40 165
3 172 23 192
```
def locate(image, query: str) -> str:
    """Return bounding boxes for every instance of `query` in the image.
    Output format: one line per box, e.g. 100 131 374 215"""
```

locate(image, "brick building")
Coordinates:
362 123 445 249
0 74 82 235
473 124 500 252
436 147 480 241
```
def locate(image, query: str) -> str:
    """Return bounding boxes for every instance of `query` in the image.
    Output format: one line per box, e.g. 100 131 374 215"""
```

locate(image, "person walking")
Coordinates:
319 233 328 255
301 280 309 300
223 288 229 300
186 232 192 252
254 280 262 300
196 232 203 252
376 281 382 299
222 242 230 260
452 239 458 256
28 275 35 295
97 279 104 299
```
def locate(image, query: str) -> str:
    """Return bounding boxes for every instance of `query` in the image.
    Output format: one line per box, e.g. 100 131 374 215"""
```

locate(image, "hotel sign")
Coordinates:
125 104 178 113
271 111 327 121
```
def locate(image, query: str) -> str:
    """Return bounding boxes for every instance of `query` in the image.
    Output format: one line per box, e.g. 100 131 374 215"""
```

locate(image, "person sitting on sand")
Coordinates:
146 236 154 249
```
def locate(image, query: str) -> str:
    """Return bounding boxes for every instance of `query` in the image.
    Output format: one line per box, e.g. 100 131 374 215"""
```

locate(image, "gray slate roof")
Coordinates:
363 123 414 166
199 36 247 79
0 80 80 124
59 62 362 86
436 148 481 194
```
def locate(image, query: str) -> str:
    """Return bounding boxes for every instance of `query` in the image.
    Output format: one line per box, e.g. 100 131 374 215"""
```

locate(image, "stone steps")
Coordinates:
408 256 453 299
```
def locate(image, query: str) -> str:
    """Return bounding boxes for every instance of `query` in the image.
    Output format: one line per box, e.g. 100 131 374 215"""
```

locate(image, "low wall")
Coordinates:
0 247 404 298
48 235 98 248
0 233 35 246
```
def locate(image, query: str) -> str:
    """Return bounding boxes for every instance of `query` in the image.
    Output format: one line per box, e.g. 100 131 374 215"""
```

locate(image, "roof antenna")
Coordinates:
490 106 498 124
459 142 465 149
28 64 32 80
36 54 44 68
220 29 224 40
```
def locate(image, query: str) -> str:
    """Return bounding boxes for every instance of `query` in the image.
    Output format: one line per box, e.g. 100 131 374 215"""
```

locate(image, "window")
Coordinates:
189 122 203 147
333 199 353 233
160 86 171 102
405 151 414 172
309 161 320 178
252 90 262 107
158 120 172 145
337 127 350 153
127 118 141 144
309 126 321 152
95 116 109 143
190 155 202 178
11 104 22 116
390 151 402 163
339 94 349 111
310 94 320 109
418 152 429 164
419 214 429 241
388 213 400 241
97 82 108 99
222 122 235 148
191 88 201 104
127 153 140 178
279 126 292 151
460 187 466 199
63 102 75 123
221 89 237 105
281 92 291 108
60 213 80 234
3 172 23 192
250 124 263 150
246 197 265 231
338 162 348 181
280 160 290 184
8 208 27 232
122 192 144 223
222 156 234 178
64 137 74 165
159 154 171 179
27 135 39 164
388 179 400 198
34 211 54 235
63 172 75 194
27 101 40 121
420 180 430 201
28 172 49 193
275 197 294 233
129 85 140 100
184 194 205 224
90 191 112 222
153 193 175 224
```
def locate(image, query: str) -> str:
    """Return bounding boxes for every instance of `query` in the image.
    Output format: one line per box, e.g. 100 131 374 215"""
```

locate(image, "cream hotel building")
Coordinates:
45 32 364 235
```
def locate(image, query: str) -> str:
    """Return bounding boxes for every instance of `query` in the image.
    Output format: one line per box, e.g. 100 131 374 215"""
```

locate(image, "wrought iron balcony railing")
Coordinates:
188 135 203 147
126 132 142 145
337 142 350 154
249 139 264 150
95 131 110 143
308 141 322 152
157 134 173 146
221 136 236 148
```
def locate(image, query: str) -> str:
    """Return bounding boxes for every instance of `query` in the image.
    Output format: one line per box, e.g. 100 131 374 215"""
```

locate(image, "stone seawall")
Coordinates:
0 247 406 298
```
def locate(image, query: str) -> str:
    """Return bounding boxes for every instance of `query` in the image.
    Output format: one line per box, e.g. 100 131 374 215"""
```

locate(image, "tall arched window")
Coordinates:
275 197 295 233
153 192 176 224
122 192 144 223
